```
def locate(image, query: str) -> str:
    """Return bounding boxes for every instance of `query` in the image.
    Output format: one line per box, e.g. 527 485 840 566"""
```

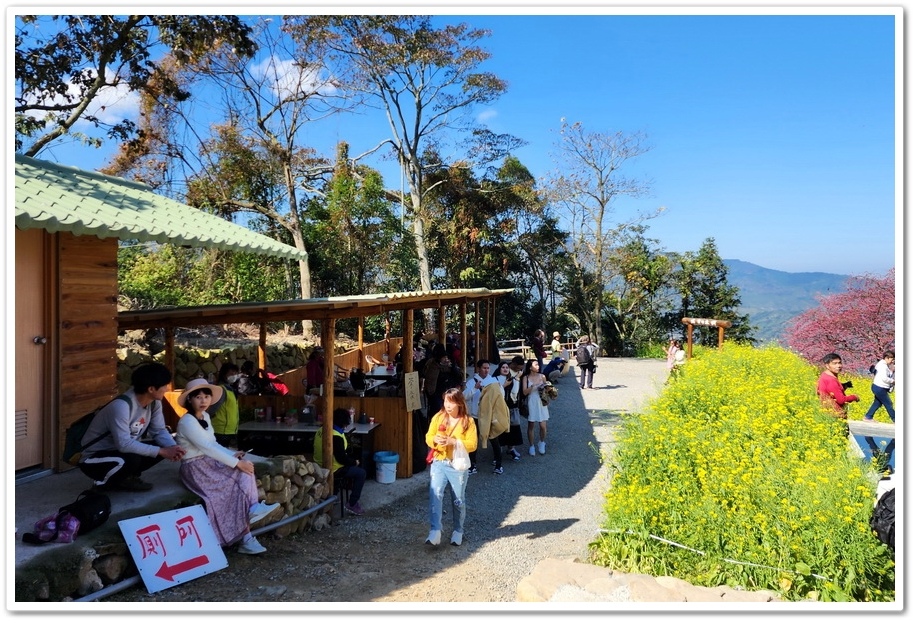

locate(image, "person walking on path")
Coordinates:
531 329 548 371
424 388 478 547
175 378 279 555
494 359 524 463
522 359 550 455
575 335 598 390
550 331 563 358
864 350 895 422
463 359 498 474
665 338 679 372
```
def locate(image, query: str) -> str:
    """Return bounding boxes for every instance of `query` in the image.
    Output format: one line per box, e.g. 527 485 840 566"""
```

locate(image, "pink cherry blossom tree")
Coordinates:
783 269 895 373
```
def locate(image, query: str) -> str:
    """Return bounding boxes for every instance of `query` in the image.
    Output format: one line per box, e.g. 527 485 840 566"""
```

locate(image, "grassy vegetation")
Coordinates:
589 343 895 602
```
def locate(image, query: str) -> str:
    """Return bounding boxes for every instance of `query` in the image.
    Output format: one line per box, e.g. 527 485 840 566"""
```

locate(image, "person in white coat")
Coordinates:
463 359 498 474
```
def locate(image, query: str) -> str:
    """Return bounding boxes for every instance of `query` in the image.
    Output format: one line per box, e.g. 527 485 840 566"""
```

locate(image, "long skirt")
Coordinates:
498 408 524 447
179 455 257 547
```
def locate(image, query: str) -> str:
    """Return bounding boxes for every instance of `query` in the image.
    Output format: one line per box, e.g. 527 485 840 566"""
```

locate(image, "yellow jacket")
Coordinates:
476 382 509 448
425 412 478 462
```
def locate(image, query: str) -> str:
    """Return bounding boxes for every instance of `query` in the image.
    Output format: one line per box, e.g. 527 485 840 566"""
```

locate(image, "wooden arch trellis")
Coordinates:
681 317 733 359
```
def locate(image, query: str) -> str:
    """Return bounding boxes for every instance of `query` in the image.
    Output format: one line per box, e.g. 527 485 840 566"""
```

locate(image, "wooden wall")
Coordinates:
56 233 120 468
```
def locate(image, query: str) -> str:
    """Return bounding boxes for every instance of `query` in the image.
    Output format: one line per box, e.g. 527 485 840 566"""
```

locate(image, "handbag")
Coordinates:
509 407 521 426
60 489 111 535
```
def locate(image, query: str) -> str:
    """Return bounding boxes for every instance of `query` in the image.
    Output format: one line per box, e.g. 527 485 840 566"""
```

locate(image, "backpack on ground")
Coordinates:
870 488 895 552
575 344 592 366
21 489 111 545
61 394 130 466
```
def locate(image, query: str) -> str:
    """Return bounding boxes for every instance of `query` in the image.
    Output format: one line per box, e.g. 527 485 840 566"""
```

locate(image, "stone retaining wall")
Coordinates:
16 455 336 602
117 343 314 392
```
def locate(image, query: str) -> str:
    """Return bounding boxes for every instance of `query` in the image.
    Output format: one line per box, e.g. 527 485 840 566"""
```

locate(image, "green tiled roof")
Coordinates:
14 154 308 262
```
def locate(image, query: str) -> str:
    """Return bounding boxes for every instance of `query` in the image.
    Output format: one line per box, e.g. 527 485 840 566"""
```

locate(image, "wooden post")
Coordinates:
460 301 468 380
164 327 175 389
258 323 267 370
322 318 336 489
403 309 414 374
358 317 365 370
681 317 733 358
474 301 480 365
437 306 446 349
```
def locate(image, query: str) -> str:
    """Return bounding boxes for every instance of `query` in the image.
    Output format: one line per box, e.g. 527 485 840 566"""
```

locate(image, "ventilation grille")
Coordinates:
16 410 29 439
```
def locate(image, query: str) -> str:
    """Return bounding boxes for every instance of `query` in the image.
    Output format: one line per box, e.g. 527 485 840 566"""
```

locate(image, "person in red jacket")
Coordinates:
816 353 859 418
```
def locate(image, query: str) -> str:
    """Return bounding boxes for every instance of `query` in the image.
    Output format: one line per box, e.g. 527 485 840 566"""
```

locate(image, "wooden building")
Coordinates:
13 155 511 483
14 155 309 477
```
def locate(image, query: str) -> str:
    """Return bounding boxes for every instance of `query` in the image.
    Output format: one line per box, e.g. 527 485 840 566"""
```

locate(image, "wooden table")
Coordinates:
237 419 381 462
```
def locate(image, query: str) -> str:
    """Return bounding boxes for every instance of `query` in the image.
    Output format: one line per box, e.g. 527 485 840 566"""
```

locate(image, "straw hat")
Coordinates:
553 331 561 338
178 377 224 409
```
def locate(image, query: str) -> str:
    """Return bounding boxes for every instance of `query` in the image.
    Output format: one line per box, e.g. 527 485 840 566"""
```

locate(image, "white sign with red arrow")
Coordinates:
118 505 228 593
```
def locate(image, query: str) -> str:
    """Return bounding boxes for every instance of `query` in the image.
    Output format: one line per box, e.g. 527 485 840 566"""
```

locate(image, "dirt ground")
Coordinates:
99 357 670 606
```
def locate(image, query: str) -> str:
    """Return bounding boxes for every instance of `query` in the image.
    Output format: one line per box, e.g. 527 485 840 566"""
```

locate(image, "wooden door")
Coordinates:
15 229 47 470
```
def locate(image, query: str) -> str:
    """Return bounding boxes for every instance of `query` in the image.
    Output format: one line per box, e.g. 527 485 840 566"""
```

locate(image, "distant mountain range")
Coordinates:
723 259 850 344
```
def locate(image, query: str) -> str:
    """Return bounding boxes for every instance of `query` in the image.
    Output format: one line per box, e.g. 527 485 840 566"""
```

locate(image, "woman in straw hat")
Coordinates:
175 378 279 555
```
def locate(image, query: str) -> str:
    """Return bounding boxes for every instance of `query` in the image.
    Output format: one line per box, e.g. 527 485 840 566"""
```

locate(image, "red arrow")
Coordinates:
155 555 210 581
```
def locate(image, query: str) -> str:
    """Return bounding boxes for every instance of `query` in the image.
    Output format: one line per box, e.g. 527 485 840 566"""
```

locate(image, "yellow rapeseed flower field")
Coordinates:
590 344 895 602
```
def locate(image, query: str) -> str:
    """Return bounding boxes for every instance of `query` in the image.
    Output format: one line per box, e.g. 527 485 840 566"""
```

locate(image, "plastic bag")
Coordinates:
450 439 471 471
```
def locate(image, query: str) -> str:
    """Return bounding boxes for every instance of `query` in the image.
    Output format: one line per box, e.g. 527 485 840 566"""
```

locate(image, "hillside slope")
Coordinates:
724 259 849 343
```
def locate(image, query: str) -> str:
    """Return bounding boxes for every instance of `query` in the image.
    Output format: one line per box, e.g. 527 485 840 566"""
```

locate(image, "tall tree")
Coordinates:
548 119 657 351
103 19 344 334
284 16 509 327
667 238 756 345
603 225 674 355
309 142 412 297
15 14 255 156
784 269 895 372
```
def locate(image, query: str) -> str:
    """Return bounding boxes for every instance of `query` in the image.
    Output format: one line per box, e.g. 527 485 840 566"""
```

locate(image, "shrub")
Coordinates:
590 343 895 602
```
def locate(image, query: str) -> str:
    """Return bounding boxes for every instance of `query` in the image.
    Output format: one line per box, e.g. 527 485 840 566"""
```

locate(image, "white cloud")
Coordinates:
477 108 498 124
251 55 338 99
20 67 139 128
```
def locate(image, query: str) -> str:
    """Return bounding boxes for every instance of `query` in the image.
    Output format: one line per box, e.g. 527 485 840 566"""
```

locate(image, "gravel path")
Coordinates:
103 357 669 604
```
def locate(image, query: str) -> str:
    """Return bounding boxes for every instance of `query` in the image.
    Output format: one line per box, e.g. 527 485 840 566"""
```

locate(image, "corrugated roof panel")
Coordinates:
15 155 309 262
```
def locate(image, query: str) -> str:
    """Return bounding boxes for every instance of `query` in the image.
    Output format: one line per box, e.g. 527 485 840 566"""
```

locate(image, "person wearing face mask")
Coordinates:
209 362 242 448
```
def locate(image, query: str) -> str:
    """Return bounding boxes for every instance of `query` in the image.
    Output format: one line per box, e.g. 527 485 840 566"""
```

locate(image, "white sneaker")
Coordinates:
538 441 546 455
237 536 266 555
528 445 536 456
425 530 441 545
249 501 280 525
450 531 463 546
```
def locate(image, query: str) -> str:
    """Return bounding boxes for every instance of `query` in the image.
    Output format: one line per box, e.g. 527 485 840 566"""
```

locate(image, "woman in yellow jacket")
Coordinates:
424 387 478 546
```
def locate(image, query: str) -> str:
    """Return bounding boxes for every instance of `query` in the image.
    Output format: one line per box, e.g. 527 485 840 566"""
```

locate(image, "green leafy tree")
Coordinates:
15 14 255 156
309 142 412 297
284 16 509 328
602 225 674 355
667 237 756 346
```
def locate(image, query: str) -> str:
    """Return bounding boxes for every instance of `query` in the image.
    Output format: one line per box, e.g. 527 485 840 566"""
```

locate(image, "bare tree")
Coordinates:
105 18 352 335
284 16 508 328
548 119 659 351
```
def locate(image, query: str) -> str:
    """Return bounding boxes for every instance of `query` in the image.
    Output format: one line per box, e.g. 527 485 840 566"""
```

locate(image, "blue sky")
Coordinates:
18 8 900 277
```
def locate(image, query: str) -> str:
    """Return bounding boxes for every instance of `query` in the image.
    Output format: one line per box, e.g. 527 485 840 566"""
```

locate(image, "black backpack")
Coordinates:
61 394 131 466
870 488 895 552
575 344 592 365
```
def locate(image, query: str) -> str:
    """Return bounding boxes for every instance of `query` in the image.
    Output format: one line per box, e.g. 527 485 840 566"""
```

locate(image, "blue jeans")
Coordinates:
864 384 895 421
429 459 468 535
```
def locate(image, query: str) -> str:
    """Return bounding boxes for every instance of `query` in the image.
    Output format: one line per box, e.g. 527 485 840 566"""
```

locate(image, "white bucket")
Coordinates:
376 462 397 484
